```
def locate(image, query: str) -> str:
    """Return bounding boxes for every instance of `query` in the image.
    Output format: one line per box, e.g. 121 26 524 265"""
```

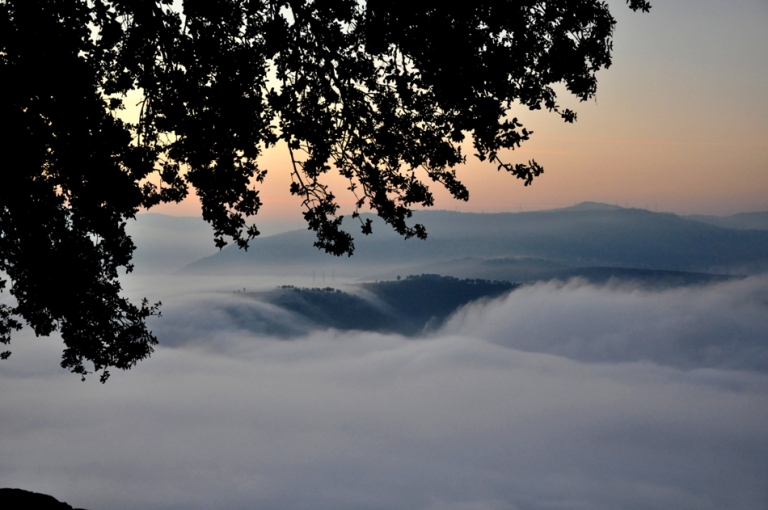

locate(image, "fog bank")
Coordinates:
1 277 767 510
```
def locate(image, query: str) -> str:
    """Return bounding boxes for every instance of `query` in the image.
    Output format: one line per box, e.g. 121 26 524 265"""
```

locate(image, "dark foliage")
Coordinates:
362 274 517 333
267 285 394 331
261 275 517 335
0 0 649 378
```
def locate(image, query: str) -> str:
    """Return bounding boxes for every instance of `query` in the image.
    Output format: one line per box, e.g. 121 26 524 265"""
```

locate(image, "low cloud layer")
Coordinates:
1 277 767 510
444 276 768 372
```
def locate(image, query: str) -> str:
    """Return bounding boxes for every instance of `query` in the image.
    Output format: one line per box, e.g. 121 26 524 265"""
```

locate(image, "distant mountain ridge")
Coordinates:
183 204 768 277
126 213 218 272
554 201 624 212
686 211 768 231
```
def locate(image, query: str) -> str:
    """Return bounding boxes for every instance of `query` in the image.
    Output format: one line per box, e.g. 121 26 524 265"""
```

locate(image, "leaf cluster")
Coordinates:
0 0 648 378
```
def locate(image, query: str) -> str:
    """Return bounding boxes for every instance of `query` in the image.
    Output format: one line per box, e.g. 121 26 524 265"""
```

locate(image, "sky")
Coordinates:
150 0 768 222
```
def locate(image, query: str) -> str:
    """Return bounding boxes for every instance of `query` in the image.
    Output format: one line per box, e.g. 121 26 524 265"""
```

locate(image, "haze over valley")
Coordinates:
3 203 768 510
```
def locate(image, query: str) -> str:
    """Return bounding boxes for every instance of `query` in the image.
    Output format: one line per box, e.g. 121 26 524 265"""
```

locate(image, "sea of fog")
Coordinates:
1 271 768 510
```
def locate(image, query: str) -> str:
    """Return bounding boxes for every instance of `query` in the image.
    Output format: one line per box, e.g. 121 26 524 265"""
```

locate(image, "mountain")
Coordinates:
555 201 624 212
686 211 768 231
183 204 768 277
125 213 305 273
126 213 218 272
380 259 736 288
202 270 735 342
218 275 518 337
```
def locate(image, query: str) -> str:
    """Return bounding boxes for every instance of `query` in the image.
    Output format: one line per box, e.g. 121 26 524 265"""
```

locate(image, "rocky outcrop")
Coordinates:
0 488 88 510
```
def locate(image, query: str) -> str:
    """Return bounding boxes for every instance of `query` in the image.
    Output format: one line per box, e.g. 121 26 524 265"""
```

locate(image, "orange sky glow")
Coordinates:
148 0 768 223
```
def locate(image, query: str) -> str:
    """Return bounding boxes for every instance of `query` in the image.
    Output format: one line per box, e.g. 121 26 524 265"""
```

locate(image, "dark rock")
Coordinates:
0 488 88 510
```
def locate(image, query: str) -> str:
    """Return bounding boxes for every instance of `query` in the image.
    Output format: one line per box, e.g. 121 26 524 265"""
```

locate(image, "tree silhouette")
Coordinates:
0 0 650 381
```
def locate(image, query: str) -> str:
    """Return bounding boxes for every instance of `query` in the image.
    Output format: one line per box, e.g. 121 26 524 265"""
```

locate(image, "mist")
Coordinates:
1 275 767 510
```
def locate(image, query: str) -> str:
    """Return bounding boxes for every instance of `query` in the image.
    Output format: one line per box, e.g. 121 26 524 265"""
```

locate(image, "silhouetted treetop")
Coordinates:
0 0 649 380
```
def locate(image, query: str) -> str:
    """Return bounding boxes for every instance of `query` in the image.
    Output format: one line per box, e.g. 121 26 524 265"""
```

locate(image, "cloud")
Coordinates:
1 276 767 510
442 276 768 372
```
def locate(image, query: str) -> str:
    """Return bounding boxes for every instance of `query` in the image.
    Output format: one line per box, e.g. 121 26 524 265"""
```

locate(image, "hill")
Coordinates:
226 275 518 336
210 270 736 340
183 204 768 277
126 213 218 272
686 211 768 231
0 489 87 510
